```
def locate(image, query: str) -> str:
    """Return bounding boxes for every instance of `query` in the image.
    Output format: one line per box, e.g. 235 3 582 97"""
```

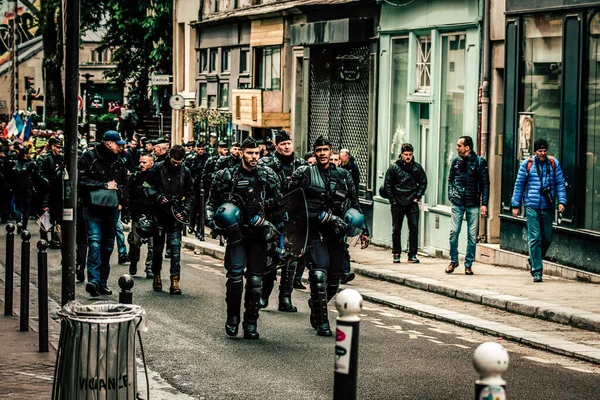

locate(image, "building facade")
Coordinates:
371 0 483 256
500 0 600 273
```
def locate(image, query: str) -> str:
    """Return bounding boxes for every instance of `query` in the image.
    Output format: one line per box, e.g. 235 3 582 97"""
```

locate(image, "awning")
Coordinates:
190 0 367 28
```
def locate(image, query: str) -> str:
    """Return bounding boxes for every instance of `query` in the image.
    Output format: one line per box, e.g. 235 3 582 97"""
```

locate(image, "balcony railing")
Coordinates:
231 89 290 129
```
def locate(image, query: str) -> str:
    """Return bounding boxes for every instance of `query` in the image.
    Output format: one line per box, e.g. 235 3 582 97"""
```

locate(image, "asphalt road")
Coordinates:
9 231 600 399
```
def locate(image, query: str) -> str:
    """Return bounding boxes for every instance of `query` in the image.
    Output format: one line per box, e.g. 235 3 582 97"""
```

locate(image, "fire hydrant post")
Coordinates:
473 342 509 400
333 289 363 400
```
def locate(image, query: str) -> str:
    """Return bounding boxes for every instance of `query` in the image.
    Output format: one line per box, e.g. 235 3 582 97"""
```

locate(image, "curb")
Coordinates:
182 236 600 364
353 265 600 334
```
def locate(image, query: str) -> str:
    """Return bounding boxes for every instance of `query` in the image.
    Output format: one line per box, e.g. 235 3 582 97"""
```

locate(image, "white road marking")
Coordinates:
370 320 386 325
378 312 399 317
403 320 424 325
522 356 554 364
428 339 445 345
457 336 480 343
564 367 596 374
428 328 452 334
14 371 53 381
453 344 470 349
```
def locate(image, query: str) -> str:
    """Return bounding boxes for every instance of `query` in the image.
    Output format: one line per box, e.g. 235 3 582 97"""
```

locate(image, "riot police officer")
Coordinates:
201 140 229 195
144 145 195 295
205 137 282 340
185 141 210 236
214 142 241 172
289 137 367 336
258 130 307 313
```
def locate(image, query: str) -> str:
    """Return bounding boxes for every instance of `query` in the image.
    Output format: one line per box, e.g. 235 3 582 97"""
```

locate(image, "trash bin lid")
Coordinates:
58 301 145 324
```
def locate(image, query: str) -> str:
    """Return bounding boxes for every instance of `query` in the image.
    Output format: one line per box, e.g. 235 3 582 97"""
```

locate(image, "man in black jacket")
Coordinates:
446 136 490 275
383 143 427 264
127 153 155 278
78 131 129 297
144 144 195 295
185 141 209 236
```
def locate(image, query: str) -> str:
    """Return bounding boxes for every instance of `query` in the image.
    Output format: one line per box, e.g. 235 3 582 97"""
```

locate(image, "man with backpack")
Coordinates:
446 136 490 275
511 139 566 282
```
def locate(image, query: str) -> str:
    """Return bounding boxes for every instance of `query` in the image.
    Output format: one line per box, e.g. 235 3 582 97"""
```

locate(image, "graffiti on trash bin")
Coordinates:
79 374 130 391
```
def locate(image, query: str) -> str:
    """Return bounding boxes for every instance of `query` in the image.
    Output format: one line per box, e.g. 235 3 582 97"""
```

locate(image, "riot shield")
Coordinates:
265 188 309 271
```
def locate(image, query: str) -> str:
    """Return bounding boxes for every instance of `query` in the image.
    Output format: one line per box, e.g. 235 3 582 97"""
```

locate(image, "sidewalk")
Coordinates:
182 232 600 363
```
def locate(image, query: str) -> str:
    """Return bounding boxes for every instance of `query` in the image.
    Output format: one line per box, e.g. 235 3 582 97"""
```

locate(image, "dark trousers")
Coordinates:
151 224 182 276
224 238 268 277
83 207 118 288
305 232 345 279
391 203 419 256
129 219 153 268
14 192 32 230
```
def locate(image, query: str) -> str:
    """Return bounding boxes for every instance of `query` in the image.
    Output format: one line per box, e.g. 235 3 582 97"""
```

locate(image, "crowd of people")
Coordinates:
0 126 566 340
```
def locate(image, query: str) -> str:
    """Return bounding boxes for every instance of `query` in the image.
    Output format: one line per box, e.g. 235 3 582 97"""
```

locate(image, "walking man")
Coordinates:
382 143 427 263
446 136 489 275
511 139 566 282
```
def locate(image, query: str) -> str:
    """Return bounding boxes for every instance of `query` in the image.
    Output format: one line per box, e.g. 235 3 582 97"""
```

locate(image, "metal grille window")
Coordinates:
219 83 229 108
199 49 208 72
210 49 218 72
415 36 431 93
256 46 281 91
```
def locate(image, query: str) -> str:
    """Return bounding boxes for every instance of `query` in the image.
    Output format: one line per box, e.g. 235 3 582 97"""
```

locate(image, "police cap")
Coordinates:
241 137 258 149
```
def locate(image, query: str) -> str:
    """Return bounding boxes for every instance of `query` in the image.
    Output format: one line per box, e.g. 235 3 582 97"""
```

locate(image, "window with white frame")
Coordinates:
415 36 431 94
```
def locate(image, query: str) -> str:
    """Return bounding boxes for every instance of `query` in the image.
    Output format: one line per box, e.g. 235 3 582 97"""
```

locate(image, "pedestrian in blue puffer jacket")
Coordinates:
511 138 567 283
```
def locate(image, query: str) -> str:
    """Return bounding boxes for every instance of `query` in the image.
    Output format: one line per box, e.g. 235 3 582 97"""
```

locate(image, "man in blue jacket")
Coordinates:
511 138 567 282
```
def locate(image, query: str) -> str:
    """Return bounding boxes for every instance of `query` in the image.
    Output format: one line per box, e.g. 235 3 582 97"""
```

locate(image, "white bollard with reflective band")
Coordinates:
473 342 509 400
333 289 363 400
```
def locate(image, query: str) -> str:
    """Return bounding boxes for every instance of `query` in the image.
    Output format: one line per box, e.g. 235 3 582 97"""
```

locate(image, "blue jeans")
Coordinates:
114 210 127 257
449 204 479 267
525 207 554 277
83 207 118 288
152 225 183 276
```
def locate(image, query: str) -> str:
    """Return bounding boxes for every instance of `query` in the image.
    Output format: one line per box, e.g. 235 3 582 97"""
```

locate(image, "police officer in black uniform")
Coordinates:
201 140 229 195
185 141 210 235
205 137 282 340
144 144 195 295
258 130 307 313
289 137 367 336
38 137 64 248
214 141 241 172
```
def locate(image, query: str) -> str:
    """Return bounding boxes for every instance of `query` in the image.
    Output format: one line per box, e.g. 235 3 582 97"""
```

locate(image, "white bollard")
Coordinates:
473 342 509 400
333 289 363 400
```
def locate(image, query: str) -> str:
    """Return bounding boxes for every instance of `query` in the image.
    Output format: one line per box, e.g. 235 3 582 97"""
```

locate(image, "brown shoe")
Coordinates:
445 262 459 274
465 267 474 275
170 275 182 295
153 274 162 291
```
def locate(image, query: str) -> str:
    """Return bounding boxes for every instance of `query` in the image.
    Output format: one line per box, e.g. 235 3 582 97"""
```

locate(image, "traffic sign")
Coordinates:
169 94 185 110
78 96 83 110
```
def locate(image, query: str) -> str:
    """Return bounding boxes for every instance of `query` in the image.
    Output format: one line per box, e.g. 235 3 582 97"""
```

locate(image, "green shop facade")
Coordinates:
372 0 483 256
501 0 600 274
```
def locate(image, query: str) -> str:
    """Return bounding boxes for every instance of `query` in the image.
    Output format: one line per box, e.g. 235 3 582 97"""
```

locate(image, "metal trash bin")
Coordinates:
52 301 148 399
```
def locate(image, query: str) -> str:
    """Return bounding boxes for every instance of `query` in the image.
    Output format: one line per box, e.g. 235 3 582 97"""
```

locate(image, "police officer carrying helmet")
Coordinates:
205 137 283 340
258 130 306 313
289 136 367 336
144 144 195 295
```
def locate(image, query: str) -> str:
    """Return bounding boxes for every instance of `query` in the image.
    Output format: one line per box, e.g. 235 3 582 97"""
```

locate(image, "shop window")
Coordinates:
415 36 431 94
199 83 208 107
199 49 208 72
222 48 231 72
520 14 562 165
584 11 600 232
256 46 281 91
438 33 466 206
389 37 409 163
219 83 229 108
240 49 250 74
210 49 218 72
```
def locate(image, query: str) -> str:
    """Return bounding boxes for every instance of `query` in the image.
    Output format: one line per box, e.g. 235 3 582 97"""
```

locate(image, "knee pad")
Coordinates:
245 275 262 295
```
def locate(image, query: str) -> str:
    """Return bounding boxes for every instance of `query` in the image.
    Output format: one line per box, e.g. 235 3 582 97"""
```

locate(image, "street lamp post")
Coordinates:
81 73 94 135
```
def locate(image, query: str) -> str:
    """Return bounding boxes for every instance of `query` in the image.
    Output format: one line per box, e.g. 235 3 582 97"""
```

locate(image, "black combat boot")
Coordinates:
225 275 243 337
309 270 332 337
259 271 276 309
243 275 263 340
278 262 297 312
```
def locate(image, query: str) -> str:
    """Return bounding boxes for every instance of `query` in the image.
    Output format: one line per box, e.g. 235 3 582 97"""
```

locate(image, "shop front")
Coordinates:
501 1 600 273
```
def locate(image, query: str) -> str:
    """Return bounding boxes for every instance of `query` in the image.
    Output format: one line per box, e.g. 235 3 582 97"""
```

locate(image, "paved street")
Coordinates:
3 229 600 399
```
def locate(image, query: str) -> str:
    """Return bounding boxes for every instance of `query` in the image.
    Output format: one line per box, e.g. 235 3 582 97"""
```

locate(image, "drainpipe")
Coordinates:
478 0 491 242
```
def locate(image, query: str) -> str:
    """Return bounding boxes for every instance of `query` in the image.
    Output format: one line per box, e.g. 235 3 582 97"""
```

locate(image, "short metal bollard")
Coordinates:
473 342 509 400
333 289 363 400
37 240 49 353
52 302 149 400
197 190 205 241
119 274 134 305
4 223 15 316
19 231 31 332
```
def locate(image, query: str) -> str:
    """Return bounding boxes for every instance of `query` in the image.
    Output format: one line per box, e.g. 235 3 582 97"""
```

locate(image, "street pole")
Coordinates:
333 289 363 400
10 0 18 115
61 0 80 305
